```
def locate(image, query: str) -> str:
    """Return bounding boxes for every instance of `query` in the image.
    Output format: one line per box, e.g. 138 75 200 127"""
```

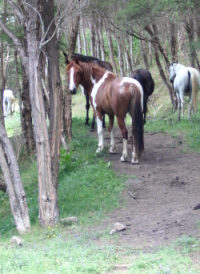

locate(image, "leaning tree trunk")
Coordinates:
0 122 30 233
144 25 175 108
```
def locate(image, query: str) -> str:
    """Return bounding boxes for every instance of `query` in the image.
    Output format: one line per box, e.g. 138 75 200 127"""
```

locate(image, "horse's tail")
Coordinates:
130 86 144 159
190 69 198 113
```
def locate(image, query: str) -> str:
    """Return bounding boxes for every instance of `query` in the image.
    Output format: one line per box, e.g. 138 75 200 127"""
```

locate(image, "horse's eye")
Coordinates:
76 72 80 76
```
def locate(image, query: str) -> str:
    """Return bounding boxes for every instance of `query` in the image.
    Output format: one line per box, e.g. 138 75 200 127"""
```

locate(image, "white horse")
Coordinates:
3 90 16 117
169 63 200 119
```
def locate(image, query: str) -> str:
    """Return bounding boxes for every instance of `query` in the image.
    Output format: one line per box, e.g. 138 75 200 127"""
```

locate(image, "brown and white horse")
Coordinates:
66 60 144 164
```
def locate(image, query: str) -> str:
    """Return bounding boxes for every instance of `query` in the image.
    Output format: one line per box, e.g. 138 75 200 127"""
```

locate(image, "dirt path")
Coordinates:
93 128 200 250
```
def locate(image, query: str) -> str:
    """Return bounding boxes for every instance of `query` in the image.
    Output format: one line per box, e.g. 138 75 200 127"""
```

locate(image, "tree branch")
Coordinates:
0 18 27 70
7 0 26 25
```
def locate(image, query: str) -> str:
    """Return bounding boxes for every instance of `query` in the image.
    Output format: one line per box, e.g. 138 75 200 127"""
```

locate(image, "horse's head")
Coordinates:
66 60 83 94
169 63 177 83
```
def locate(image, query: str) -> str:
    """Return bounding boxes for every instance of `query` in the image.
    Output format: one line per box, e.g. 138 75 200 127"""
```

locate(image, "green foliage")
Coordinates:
145 107 200 152
58 118 124 223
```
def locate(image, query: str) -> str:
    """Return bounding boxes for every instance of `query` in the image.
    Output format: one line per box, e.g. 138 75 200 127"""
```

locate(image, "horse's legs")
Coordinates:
3 100 7 117
180 92 185 118
108 115 116 154
189 94 192 117
177 93 181 120
116 117 128 162
96 116 104 153
85 91 90 125
103 113 106 128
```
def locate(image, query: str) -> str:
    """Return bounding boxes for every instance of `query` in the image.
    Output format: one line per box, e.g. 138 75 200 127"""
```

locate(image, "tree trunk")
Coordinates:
81 17 88 55
140 30 148 70
117 38 125 76
170 22 178 63
0 0 7 125
99 19 105 61
21 66 35 152
89 17 96 57
0 174 6 192
65 11 80 141
185 18 200 69
43 0 62 191
26 1 58 226
0 122 30 233
107 30 118 73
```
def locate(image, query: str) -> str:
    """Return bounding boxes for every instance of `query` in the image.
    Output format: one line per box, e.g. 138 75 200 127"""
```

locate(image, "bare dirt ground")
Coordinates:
91 127 200 251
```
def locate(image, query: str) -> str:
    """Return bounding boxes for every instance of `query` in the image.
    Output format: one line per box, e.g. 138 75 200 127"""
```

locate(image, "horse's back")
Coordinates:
130 68 154 97
4 89 14 98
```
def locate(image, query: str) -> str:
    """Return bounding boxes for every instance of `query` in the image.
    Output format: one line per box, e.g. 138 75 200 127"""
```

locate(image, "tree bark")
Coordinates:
107 30 118 73
117 38 125 76
185 18 200 69
170 22 178 63
43 0 62 191
99 19 105 61
65 9 80 141
0 122 30 233
26 1 59 226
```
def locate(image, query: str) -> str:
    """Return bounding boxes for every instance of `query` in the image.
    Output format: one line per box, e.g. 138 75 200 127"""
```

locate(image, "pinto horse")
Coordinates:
66 60 144 164
130 68 155 124
169 63 200 119
63 52 113 130
3 90 17 117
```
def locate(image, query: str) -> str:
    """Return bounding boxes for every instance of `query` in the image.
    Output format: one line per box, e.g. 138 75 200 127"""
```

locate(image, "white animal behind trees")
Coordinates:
3 90 17 117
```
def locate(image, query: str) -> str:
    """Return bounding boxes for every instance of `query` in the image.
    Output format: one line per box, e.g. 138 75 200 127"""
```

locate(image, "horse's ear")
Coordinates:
75 58 79 65
63 51 69 64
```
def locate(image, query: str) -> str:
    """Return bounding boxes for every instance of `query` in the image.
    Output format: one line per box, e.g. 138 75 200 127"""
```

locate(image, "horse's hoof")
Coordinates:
109 147 116 154
131 158 139 164
96 147 104 153
120 155 127 162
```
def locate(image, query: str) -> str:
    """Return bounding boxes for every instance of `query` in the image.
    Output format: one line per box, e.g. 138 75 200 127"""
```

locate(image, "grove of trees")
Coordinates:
0 0 200 233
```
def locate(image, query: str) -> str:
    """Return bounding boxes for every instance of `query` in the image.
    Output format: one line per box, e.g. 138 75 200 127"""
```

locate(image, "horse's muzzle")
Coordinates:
69 88 77 95
170 75 176 84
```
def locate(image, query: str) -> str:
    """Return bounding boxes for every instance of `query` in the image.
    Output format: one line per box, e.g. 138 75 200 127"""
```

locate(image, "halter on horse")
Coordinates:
66 60 144 164
130 68 155 124
63 52 113 130
169 63 200 119
3 90 16 117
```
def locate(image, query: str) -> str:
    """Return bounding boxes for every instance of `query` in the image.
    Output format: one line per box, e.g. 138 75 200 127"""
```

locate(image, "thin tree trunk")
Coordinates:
0 122 30 233
99 19 105 61
89 17 96 57
170 22 178 63
107 30 118 73
43 0 62 191
0 0 7 125
122 38 132 73
140 30 148 70
81 17 87 55
117 38 125 76
65 10 80 141
185 18 200 69
145 25 174 108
